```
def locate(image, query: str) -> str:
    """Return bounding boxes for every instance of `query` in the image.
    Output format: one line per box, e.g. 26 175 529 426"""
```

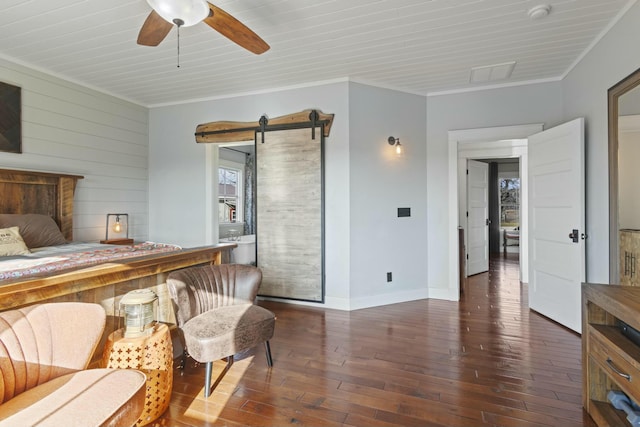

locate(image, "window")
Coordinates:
499 177 520 228
219 166 243 223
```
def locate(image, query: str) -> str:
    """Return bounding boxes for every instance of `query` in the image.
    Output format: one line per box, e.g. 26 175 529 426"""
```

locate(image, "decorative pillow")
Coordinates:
0 214 67 248
0 227 30 256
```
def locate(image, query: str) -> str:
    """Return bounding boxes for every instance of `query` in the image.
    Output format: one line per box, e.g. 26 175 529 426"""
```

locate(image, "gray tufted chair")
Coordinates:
166 264 275 397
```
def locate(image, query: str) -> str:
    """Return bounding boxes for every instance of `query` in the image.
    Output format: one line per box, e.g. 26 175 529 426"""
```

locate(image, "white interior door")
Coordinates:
528 118 585 333
467 160 489 276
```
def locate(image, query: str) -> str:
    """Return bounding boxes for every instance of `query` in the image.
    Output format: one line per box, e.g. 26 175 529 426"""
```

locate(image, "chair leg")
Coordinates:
176 329 189 372
265 341 273 367
178 349 187 371
204 362 213 398
203 357 234 398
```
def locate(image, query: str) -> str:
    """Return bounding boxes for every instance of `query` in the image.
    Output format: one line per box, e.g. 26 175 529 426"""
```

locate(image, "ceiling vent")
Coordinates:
469 61 517 83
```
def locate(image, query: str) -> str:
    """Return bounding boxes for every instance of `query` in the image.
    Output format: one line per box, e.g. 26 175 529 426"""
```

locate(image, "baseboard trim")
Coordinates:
259 289 430 311
428 287 459 302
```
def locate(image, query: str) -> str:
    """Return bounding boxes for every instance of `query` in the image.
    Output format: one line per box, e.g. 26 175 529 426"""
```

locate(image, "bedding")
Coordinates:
0 214 67 248
0 241 181 283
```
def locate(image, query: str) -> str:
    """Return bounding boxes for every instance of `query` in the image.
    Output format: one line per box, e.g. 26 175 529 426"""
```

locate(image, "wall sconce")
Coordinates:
101 213 133 244
388 136 403 156
119 289 158 338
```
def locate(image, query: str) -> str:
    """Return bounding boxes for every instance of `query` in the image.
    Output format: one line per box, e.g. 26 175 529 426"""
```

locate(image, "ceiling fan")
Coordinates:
137 0 269 55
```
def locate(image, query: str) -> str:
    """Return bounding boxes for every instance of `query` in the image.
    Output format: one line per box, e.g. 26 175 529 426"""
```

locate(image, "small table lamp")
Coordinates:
119 289 158 338
101 213 133 245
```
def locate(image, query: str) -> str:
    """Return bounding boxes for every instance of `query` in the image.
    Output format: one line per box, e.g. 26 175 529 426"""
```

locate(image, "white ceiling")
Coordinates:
0 0 634 106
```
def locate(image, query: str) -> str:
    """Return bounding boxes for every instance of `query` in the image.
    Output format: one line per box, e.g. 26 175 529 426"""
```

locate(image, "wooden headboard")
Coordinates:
0 169 84 241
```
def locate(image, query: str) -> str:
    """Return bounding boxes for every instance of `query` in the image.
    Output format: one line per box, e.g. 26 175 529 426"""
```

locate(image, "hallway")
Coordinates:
154 254 596 426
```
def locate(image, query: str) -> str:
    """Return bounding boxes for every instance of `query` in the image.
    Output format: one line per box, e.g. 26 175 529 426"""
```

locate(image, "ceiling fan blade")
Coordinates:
203 3 270 55
137 10 173 46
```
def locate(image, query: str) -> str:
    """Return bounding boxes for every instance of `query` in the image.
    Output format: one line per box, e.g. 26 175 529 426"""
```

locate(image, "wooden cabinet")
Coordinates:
620 229 640 286
583 284 640 426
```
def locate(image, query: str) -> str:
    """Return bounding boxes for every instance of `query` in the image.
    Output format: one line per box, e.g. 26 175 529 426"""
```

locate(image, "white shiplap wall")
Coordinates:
0 57 149 242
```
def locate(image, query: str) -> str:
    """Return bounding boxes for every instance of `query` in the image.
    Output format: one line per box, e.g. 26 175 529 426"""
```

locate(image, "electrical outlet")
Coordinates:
387 272 392 282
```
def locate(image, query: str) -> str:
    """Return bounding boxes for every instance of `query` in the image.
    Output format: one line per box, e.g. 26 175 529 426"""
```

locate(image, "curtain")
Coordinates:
244 152 255 235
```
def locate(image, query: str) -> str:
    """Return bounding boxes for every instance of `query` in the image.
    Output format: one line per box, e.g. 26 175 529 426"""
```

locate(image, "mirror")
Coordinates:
218 144 256 238
609 67 640 283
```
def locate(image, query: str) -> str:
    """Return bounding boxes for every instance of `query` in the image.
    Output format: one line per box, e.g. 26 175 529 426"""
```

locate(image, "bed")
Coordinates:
0 168 234 359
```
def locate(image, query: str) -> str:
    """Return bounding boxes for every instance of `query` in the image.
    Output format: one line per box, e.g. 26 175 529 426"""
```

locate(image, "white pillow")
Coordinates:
0 226 31 256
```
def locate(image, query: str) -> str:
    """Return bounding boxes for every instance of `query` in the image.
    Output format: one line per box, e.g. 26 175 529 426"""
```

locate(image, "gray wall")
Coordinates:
149 83 351 307
150 0 640 307
348 83 428 304
563 1 640 283
148 81 429 309
424 1 640 289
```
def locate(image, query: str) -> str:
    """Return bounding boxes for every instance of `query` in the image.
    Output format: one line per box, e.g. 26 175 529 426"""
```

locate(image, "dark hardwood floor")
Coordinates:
151 253 597 426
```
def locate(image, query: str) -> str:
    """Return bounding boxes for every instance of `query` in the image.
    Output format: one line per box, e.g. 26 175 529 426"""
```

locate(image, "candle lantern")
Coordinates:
119 289 158 338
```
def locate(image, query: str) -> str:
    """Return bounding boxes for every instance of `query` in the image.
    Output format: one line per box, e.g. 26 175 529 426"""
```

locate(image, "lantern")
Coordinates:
119 289 158 338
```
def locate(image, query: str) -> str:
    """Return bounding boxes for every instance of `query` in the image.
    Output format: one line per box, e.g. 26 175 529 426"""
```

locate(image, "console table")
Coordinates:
583 283 640 426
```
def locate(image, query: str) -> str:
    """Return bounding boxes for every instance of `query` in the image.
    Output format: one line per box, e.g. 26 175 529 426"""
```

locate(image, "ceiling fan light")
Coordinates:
146 0 209 27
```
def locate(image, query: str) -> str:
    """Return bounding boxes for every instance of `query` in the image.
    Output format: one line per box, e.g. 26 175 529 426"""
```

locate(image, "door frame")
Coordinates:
206 141 255 246
447 123 543 300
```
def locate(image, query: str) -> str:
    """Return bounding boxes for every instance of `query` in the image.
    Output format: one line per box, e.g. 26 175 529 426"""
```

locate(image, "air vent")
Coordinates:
469 61 516 83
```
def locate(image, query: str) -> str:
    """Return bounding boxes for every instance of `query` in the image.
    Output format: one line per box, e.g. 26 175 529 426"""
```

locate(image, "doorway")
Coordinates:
466 158 521 277
448 123 544 301
218 144 255 240
450 119 586 334
455 140 533 285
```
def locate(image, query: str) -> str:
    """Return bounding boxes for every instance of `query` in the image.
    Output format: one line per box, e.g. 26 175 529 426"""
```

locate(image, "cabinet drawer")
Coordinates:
590 327 640 403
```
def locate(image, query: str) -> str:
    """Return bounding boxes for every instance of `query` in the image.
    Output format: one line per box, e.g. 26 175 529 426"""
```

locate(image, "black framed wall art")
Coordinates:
0 81 21 154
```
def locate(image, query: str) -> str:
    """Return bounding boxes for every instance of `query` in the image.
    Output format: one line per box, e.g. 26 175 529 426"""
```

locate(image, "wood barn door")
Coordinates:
256 127 324 302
